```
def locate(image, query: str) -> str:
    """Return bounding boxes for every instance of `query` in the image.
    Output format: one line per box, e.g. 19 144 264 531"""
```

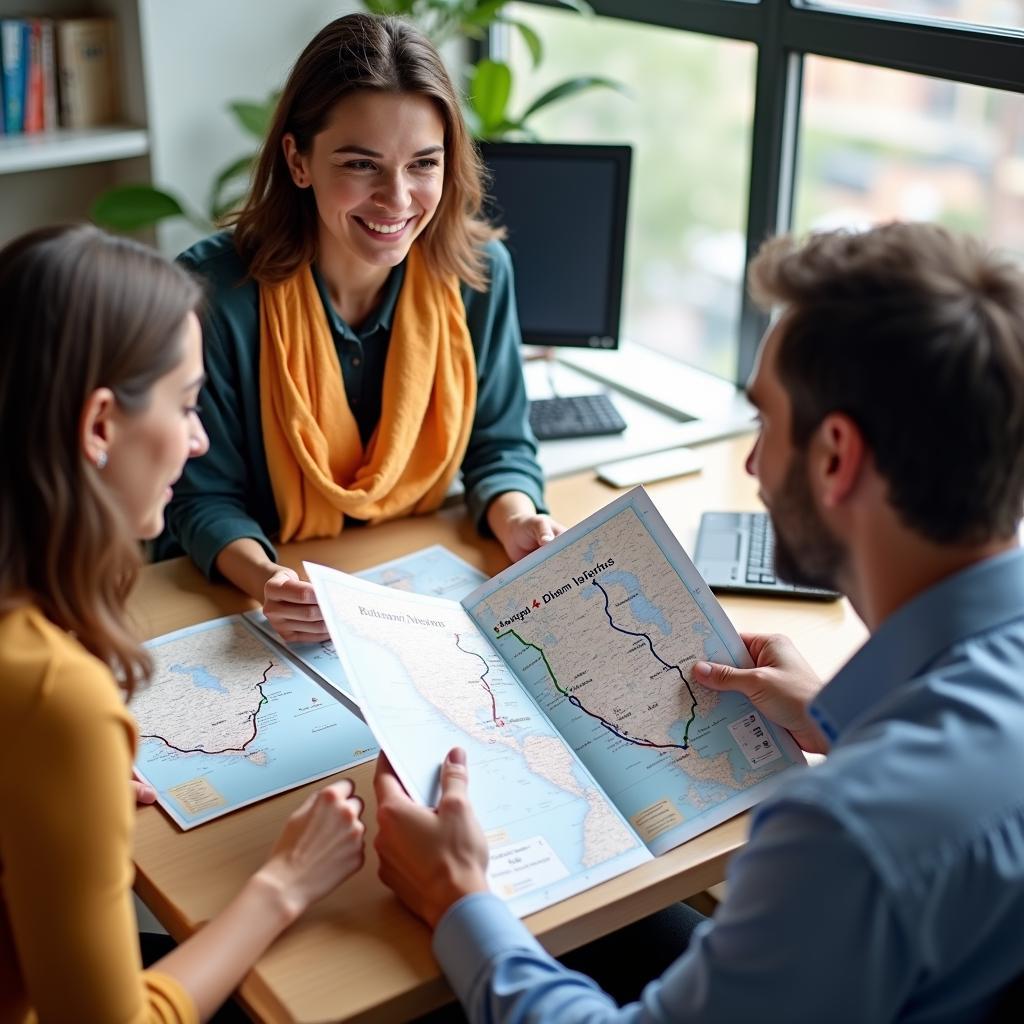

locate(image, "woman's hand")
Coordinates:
255 779 366 923
497 512 565 562
486 491 566 563
132 770 157 806
264 567 330 644
694 633 829 754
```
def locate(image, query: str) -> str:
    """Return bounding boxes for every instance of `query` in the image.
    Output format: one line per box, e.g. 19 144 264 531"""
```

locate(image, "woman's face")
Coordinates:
284 90 446 272
101 312 209 539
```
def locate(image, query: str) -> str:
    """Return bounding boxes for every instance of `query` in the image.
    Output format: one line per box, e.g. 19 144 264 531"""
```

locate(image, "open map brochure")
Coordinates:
307 487 806 918
132 545 486 830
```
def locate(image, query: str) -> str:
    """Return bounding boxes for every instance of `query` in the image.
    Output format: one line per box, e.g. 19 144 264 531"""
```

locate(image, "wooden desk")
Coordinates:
130 435 867 1023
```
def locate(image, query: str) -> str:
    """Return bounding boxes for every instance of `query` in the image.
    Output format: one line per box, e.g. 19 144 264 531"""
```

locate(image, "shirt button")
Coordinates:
352 356 361 367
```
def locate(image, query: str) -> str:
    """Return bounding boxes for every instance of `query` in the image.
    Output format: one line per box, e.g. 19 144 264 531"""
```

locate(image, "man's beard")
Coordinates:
768 451 846 591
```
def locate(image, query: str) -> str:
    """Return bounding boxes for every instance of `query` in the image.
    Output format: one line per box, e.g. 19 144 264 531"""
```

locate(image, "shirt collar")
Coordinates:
310 260 406 340
810 546 1024 743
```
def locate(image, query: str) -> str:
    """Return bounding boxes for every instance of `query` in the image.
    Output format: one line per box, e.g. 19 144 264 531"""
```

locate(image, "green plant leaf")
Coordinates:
521 75 628 122
229 100 274 140
499 16 542 67
211 190 250 222
480 118 538 142
469 59 513 136
208 153 256 220
462 0 508 29
363 0 412 13
90 185 188 231
553 0 594 15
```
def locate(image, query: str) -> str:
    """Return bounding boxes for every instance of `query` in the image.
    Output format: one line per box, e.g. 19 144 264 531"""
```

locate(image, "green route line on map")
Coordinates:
141 662 272 756
496 616 695 751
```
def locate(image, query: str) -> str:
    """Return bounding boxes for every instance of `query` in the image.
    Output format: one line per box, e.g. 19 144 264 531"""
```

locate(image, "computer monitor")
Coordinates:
478 142 632 350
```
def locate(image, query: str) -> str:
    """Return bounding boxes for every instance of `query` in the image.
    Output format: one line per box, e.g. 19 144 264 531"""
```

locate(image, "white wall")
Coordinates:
138 0 360 256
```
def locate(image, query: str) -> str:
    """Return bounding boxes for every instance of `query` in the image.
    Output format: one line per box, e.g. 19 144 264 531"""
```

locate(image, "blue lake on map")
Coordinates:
169 663 229 694
580 571 672 636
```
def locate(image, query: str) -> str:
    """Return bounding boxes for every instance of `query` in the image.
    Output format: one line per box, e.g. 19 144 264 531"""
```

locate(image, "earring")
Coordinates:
95 451 108 470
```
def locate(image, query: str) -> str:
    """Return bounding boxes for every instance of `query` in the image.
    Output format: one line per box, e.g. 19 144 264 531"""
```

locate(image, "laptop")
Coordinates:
694 511 841 601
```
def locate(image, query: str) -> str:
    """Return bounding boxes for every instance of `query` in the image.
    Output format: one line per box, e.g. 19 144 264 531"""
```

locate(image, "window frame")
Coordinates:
504 0 1024 384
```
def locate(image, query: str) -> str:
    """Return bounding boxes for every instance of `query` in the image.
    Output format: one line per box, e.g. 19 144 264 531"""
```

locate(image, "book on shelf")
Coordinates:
56 17 120 129
1 17 59 136
1 18 26 135
307 487 807 917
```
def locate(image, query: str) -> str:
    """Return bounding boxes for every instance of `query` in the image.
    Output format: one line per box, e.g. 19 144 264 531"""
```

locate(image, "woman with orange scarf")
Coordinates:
160 13 562 641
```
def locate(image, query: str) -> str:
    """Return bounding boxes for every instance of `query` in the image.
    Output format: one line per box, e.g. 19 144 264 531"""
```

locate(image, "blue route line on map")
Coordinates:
592 579 698 749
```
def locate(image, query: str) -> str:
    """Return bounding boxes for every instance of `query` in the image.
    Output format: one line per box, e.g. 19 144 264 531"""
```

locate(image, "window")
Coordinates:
500 2 1024 383
805 0 1024 32
507 4 755 379
796 57 1024 257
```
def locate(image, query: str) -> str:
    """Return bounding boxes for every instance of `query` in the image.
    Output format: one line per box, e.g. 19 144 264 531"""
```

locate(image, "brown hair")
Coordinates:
748 222 1024 544
0 224 201 694
231 12 498 290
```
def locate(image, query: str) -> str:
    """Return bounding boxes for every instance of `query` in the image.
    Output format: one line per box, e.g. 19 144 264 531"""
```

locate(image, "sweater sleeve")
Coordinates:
461 240 547 533
0 632 197 1023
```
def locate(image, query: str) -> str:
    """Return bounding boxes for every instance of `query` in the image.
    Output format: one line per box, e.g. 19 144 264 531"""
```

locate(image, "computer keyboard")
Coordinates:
529 393 627 441
695 510 841 600
746 511 777 585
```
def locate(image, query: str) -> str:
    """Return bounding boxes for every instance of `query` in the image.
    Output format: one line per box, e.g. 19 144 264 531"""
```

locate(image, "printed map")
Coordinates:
467 491 802 855
245 545 486 703
309 567 652 917
133 616 378 829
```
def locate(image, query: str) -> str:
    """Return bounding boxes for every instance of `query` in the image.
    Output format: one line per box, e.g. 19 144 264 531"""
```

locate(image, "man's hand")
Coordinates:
374 749 490 928
694 634 830 754
264 567 330 644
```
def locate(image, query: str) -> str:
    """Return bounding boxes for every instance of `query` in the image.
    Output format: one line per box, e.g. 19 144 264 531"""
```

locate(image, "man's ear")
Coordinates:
813 412 866 509
80 387 116 468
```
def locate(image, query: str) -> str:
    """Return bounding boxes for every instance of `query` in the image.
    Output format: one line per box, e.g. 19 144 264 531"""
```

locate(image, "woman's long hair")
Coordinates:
0 225 201 695
232 12 499 290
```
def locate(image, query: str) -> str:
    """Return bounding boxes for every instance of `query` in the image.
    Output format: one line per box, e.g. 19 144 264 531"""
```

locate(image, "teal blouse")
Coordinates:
158 232 545 578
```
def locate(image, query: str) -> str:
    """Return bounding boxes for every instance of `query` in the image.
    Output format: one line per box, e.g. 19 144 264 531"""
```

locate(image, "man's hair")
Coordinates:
749 222 1024 545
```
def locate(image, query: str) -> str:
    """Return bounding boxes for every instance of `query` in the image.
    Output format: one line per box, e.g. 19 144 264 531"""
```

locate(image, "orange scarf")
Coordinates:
258 244 476 543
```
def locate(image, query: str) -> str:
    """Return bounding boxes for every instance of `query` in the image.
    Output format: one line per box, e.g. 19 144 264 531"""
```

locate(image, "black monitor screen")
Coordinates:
479 142 631 349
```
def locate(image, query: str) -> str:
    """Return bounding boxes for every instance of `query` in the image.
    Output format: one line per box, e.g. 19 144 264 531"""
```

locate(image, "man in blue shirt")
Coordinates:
373 222 1024 1022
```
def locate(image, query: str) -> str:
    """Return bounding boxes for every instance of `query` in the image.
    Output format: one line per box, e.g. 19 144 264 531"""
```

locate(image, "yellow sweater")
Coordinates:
0 606 196 1023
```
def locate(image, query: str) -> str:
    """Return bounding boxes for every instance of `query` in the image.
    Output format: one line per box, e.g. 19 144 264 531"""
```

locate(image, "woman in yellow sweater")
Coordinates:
0 225 366 1023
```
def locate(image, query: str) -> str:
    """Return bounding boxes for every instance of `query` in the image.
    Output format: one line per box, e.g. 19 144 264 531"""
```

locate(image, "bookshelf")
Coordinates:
0 0 147 242
0 125 148 174
0 0 359 252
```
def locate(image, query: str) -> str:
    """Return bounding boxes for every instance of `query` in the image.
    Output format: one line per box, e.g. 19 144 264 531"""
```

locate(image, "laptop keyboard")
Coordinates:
746 511 777 584
695 510 841 600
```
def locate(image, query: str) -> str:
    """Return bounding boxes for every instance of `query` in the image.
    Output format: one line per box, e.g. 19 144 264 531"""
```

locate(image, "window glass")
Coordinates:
804 0 1024 32
506 4 756 378
795 56 1024 261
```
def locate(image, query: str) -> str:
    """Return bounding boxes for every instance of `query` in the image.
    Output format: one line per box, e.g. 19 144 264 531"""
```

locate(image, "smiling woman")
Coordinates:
158 12 563 644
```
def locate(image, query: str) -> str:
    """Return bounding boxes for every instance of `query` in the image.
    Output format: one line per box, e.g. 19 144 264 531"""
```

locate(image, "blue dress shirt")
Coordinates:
434 547 1024 1022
